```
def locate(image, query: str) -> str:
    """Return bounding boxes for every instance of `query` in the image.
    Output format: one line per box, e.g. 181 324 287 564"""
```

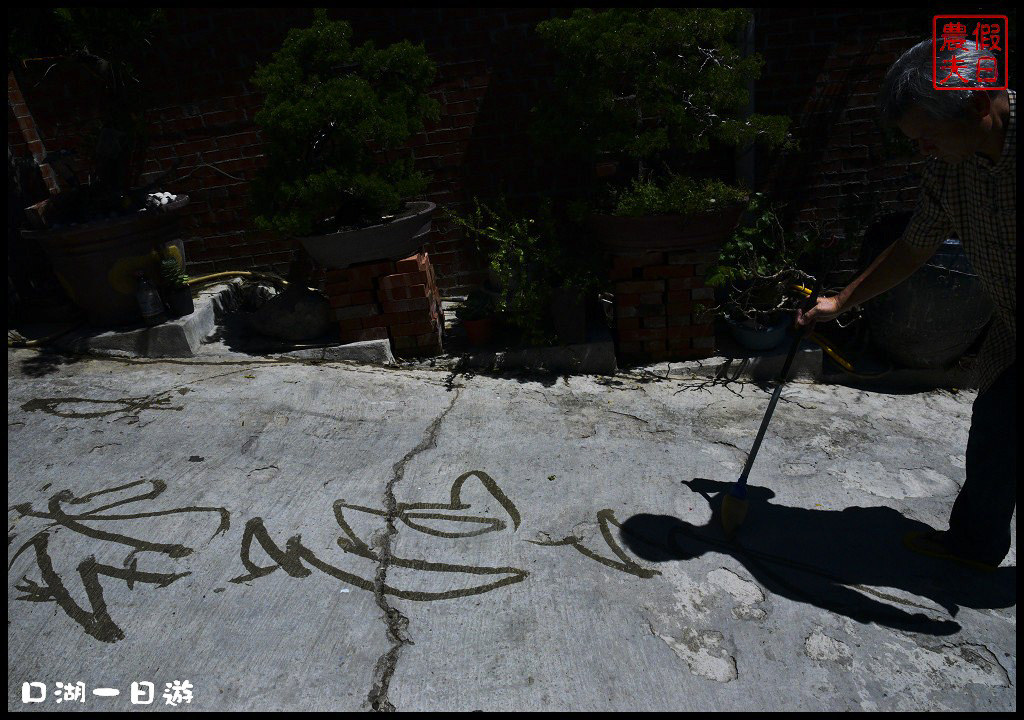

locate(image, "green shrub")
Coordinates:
159 257 189 290
611 176 748 218
248 9 440 237
445 199 601 346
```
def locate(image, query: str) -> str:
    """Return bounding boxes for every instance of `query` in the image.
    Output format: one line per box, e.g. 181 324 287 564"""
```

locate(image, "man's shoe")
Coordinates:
902 530 999 572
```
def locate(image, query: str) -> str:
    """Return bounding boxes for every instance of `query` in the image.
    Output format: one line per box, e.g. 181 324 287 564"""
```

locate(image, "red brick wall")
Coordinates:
14 9 1005 298
609 249 719 363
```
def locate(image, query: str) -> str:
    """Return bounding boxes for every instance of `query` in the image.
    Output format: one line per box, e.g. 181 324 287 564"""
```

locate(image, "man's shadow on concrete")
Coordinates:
618 478 1016 636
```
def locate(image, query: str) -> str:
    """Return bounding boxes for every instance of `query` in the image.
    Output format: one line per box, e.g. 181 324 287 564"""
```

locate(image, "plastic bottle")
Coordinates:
135 271 166 326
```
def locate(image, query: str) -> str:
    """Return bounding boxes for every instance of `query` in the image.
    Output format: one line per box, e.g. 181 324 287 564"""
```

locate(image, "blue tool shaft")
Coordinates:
735 287 820 490
737 375 786 487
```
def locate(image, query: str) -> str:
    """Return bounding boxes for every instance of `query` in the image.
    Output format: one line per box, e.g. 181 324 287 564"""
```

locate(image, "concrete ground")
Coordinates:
7 348 1016 711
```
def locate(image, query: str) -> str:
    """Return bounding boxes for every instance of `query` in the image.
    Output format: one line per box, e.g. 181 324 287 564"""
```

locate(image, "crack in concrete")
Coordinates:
713 439 745 453
607 410 651 424
365 387 462 712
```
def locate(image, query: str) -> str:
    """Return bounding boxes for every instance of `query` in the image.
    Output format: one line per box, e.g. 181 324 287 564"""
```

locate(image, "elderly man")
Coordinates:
798 40 1015 571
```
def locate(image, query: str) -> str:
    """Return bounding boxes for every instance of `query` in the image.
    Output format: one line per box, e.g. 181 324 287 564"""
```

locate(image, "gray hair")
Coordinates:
879 38 1000 123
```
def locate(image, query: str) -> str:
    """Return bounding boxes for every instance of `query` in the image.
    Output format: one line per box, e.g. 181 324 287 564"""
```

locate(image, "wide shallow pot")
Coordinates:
22 196 190 327
725 314 790 351
299 201 436 269
463 317 495 346
589 204 744 252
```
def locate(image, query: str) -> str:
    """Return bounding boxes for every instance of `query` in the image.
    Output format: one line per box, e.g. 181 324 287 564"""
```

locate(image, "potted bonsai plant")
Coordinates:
248 9 440 271
702 193 821 350
9 8 191 327
532 8 792 252
159 254 193 318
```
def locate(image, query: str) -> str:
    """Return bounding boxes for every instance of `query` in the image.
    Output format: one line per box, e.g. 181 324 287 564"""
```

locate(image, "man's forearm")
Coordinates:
836 240 936 312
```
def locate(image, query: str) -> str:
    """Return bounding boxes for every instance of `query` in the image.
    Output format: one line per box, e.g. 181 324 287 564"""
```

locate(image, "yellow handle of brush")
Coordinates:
789 284 857 373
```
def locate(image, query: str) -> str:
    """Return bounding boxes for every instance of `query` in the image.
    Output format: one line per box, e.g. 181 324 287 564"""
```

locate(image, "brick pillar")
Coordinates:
325 251 444 357
608 247 718 363
7 71 60 196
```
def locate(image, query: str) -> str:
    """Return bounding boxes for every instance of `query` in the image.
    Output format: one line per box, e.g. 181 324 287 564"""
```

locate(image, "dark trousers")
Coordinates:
947 362 1017 564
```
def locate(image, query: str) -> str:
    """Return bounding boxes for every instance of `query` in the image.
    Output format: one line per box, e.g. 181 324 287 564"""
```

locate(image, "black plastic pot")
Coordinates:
463 317 495 346
166 286 194 318
725 314 789 351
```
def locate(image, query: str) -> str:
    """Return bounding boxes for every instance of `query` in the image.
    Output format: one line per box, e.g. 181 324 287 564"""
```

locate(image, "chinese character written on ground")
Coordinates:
163 680 194 707
9 480 230 644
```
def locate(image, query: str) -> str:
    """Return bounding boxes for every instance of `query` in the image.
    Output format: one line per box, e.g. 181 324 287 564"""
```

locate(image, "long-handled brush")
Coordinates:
721 282 821 540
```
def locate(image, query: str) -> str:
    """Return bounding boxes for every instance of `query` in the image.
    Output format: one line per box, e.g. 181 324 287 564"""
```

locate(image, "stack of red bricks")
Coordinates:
325 251 444 356
608 247 719 363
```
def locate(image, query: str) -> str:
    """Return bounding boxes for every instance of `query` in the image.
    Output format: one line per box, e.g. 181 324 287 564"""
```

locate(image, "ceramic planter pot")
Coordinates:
725 314 790 351
589 203 744 253
299 201 436 269
22 196 190 327
863 225 993 368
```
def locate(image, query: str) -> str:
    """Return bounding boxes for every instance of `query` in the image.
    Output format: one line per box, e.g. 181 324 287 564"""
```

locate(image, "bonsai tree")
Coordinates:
702 193 825 325
8 8 170 224
532 8 791 218
248 9 440 238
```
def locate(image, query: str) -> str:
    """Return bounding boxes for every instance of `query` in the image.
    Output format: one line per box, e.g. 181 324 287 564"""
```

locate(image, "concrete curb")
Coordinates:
50 280 395 365
270 341 395 365
456 326 618 375
631 345 976 390
820 365 978 391
637 341 823 383
53 282 230 358
30 288 976 389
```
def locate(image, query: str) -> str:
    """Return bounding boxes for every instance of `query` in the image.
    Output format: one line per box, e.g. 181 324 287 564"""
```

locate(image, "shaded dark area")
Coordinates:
7 146 77 324
15 8 1013 295
13 348 88 379
618 477 1015 636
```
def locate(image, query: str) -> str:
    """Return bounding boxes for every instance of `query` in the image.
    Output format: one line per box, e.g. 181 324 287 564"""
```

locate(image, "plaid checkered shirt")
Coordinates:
899 88 1016 393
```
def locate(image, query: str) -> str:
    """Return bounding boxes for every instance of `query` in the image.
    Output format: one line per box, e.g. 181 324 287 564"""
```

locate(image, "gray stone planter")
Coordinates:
299 201 436 269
